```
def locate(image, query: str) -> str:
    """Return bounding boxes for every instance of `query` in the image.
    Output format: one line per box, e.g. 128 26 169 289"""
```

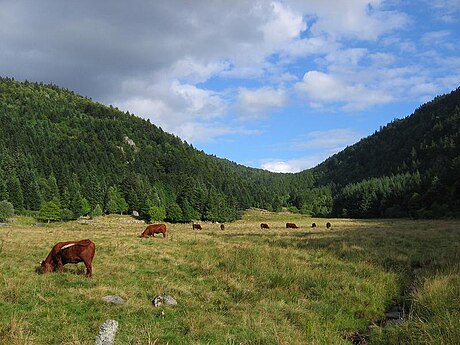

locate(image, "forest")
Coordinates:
0 77 459 221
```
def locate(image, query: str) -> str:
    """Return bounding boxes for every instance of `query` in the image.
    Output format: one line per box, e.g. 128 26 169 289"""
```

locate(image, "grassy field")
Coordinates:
1 209 459 344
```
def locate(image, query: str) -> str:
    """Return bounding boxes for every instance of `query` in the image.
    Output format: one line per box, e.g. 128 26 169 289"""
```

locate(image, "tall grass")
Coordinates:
1 211 459 344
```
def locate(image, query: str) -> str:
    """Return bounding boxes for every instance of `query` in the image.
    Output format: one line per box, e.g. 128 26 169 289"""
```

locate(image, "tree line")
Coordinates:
1 77 459 222
0 78 326 222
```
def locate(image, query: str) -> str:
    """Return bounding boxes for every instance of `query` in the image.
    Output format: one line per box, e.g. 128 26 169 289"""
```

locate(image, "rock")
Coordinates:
102 295 126 305
152 294 177 307
132 211 139 217
95 319 118 345
32 223 45 227
0 223 11 227
385 311 401 320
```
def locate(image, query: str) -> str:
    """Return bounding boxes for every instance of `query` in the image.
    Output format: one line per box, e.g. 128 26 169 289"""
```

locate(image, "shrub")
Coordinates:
0 200 14 222
38 200 61 223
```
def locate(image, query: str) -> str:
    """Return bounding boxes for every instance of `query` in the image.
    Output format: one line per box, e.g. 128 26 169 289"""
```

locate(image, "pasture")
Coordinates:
1 209 459 344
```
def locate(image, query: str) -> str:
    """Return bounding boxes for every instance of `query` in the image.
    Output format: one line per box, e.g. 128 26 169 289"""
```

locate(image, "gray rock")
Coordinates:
385 311 401 320
152 294 177 307
102 295 126 305
132 211 139 217
95 319 118 345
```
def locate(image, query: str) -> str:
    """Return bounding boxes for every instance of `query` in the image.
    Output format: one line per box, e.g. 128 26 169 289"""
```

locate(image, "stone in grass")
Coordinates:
152 294 177 307
102 295 126 305
95 319 118 345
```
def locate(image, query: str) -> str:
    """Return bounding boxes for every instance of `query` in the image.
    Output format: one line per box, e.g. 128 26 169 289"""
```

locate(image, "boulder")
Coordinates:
152 294 177 307
95 319 118 345
102 295 126 305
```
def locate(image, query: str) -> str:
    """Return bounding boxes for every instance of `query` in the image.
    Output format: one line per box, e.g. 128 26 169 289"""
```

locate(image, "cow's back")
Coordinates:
141 223 167 237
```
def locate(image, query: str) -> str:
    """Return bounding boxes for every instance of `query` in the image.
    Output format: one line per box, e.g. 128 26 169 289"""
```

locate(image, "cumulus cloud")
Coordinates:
261 154 331 173
295 70 393 110
0 0 458 156
291 0 408 40
236 87 287 119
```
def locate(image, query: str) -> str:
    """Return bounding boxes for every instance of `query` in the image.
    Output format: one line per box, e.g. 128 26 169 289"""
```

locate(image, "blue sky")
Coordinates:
1 1 459 172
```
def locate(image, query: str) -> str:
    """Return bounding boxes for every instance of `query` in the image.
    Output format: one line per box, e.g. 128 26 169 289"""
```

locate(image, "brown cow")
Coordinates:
40 239 95 277
286 222 299 229
220 223 225 230
141 223 167 238
260 223 269 229
326 222 332 229
192 223 202 230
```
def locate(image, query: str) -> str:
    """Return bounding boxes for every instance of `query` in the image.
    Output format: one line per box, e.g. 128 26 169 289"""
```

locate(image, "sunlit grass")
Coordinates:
1 210 459 344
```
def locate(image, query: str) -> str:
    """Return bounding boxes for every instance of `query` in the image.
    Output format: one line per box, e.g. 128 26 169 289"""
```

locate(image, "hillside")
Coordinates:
1 77 459 220
0 77 317 221
311 87 460 218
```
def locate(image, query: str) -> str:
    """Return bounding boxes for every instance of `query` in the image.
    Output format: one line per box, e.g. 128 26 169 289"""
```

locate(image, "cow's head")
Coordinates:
40 260 53 274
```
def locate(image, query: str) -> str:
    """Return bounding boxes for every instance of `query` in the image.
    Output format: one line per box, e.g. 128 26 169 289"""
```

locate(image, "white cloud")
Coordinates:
261 2 306 47
236 87 287 118
425 0 460 23
421 30 451 45
261 154 329 173
295 70 393 110
291 0 408 41
261 128 363 172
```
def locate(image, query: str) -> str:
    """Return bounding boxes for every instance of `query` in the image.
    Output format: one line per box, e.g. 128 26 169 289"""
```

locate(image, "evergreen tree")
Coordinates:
148 205 166 222
0 200 14 222
91 204 103 217
166 202 183 222
6 175 24 210
38 200 62 222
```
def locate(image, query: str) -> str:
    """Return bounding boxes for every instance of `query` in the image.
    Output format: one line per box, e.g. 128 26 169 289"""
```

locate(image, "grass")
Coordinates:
1 210 459 344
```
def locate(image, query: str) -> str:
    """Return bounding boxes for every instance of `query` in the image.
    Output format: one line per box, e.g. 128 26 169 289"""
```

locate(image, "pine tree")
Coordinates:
38 200 62 222
6 175 24 211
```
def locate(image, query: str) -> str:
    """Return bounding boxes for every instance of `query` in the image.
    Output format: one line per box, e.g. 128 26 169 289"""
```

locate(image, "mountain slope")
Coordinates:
1 77 459 220
310 87 460 218
0 77 313 221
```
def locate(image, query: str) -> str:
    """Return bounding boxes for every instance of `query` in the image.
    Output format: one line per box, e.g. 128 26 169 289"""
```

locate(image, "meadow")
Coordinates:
1 209 459 344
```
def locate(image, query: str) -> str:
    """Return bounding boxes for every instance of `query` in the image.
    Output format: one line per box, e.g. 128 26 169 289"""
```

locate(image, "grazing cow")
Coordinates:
192 223 202 230
40 239 95 277
220 223 225 230
326 222 332 229
286 222 299 229
312 222 317 228
260 223 269 229
140 223 167 238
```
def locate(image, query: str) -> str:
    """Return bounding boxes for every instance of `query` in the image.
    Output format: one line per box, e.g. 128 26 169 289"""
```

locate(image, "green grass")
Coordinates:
1 210 459 344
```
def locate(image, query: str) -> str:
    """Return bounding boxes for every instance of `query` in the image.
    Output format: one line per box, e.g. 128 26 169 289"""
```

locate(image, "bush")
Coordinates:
91 204 103 217
38 200 61 223
0 200 14 222
149 205 166 222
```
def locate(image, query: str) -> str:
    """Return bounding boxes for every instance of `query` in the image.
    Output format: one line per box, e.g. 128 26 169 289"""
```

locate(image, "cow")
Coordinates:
286 222 299 229
260 223 269 229
192 223 202 230
312 222 317 228
140 223 167 238
40 239 95 277
326 222 332 229
220 223 225 230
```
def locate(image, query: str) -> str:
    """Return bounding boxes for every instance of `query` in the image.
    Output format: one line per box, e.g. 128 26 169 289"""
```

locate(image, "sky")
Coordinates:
1 1 459 173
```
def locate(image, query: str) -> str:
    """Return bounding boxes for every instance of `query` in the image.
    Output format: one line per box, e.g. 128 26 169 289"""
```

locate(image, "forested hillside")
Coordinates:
0 78 324 222
1 77 459 221
311 87 460 218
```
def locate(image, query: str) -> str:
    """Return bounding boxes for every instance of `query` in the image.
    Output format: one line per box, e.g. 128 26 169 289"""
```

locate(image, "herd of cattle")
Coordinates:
39 220 333 277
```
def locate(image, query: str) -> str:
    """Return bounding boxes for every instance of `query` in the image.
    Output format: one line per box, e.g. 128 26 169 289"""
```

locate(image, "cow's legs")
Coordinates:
56 257 64 272
84 261 92 277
